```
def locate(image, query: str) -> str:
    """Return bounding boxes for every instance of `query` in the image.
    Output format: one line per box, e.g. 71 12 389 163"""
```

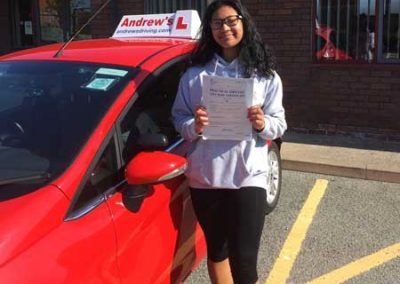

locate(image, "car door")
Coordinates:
1 135 121 283
104 61 204 284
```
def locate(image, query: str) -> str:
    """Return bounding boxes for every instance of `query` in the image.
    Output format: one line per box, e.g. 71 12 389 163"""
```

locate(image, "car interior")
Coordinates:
120 61 185 163
0 62 128 184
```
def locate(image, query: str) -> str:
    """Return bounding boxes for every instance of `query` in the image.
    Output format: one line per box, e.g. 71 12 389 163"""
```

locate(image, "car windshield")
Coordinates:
0 61 134 198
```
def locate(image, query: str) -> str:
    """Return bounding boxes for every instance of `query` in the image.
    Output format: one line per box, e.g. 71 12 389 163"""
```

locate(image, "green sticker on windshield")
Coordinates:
85 78 116 91
96 68 128 77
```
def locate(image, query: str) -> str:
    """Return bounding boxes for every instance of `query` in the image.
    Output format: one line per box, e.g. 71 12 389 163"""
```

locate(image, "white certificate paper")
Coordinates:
202 75 254 141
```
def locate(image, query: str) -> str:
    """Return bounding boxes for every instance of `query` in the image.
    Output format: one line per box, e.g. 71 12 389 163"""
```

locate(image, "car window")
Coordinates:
0 61 134 198
120 62 184 163
68 135 121 218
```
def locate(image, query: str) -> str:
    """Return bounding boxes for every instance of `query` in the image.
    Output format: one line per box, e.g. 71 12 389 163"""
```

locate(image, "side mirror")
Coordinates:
122 151 187 213
125 151 187 185
123 133 168 162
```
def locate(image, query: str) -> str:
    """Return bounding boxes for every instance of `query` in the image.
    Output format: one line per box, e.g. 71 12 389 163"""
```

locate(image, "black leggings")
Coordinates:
190 187 266 284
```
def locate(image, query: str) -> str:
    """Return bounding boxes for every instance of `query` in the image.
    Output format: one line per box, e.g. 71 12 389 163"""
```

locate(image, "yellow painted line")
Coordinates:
266 179 329 284
308 242 400 284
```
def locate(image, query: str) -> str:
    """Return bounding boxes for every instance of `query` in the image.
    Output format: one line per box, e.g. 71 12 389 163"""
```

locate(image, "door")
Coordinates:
11 0 35 48
106 62 204 283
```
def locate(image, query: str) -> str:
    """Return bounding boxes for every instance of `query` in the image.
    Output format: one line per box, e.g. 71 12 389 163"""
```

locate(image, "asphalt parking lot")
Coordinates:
186 170 400 283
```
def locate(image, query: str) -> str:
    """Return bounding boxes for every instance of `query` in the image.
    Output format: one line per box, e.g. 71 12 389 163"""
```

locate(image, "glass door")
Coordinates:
11 0 36 49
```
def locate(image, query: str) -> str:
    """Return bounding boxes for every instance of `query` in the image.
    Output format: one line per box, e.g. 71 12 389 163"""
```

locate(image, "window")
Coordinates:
119 63 184 163
69 136 120 218
39 0 64 42
380 0 400 61
0 61 132 183
315 0 400 63
145 0 211 17
39 0 92 43
70 0 92 40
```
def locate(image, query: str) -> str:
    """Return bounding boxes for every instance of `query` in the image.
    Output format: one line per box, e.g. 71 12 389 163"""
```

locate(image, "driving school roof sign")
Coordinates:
112 10 201 39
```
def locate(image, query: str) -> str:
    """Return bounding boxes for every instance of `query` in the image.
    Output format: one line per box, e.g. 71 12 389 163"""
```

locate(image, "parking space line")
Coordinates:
308 242 400 284
266 179 329 284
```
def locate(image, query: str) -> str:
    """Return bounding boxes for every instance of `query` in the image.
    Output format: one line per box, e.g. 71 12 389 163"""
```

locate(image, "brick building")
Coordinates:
1 0 399 139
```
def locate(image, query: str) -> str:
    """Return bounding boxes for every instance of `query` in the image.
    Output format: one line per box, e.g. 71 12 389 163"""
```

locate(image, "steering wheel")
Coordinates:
0 119 25 147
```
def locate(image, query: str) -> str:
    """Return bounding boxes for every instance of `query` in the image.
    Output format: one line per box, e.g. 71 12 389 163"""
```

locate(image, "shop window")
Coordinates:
144 0 211 17
70 0 92 39
39 0 64 42
315 0 376 62
315 0 400 63
381 0 400 61
39 0 91 43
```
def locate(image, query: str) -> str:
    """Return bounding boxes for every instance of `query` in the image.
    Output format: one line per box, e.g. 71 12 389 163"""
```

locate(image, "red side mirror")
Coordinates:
125 151 187 185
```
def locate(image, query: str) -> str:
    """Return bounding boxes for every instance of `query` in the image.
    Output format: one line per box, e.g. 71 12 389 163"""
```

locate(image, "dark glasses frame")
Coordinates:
210 15 243 30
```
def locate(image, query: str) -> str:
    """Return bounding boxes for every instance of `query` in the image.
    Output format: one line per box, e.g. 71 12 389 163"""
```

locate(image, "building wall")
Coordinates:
90 0 144 38
243 0 400 139
0 1 11 55
117 0 144 15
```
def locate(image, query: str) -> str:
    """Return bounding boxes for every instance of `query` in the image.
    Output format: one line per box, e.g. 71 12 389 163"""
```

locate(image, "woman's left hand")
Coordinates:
248 106 265 132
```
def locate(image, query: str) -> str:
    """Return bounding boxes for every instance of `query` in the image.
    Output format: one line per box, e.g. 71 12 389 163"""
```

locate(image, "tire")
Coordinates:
265 141 282 215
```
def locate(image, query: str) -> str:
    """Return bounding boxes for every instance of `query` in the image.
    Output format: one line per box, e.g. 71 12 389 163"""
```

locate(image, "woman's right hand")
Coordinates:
194 106 208 134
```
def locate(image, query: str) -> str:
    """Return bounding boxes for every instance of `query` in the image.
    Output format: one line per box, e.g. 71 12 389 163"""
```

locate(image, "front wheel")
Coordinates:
265 141 282 215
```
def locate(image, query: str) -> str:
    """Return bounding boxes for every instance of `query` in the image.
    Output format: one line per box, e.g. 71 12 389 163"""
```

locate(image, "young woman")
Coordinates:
172 1 287 283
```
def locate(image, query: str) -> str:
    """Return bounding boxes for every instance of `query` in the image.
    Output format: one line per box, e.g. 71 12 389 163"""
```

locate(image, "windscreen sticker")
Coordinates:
96 68 128 77
84 78 116 91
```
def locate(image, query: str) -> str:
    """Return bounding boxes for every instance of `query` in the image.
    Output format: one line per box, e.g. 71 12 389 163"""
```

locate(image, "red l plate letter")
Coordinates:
176 17 188 30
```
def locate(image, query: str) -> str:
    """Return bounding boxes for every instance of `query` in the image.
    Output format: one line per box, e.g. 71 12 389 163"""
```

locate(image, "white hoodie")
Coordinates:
172 54 287 190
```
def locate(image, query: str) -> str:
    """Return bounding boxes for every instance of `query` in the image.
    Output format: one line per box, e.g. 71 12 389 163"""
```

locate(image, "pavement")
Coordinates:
280 131 400 184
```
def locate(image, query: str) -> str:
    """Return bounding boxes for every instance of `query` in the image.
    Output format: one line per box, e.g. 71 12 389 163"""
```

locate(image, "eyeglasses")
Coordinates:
210 15 243 30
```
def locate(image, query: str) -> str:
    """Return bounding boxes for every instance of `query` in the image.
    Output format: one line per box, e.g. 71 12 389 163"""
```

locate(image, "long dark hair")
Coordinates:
190 0 276 77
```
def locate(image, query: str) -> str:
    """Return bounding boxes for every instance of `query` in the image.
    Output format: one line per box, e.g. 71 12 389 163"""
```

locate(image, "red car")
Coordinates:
0 11 282 283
